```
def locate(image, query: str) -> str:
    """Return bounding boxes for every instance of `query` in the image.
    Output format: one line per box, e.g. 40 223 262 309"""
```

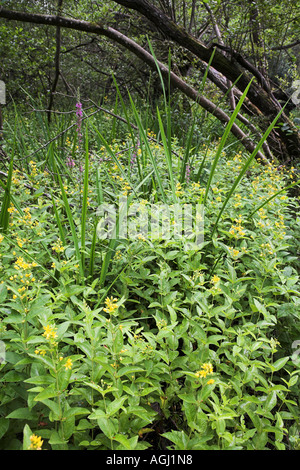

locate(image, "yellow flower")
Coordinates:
207 379 215 385
175 182 184 196
42 324 57 341
64 358 73 370
211 275 220 284
29 434 43 450
52 238 64 253
103 296 119 314
195 363 214 379
0 234 4 243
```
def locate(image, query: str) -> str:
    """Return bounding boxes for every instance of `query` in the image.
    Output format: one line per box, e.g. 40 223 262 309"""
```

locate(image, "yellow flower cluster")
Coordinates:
122 181 131 196
195 363 214 378
42 324 58 341
260 242 274 257
233 193 242 208
14 256 38 271
52 238 65 254
229 215 246 238
35 348 47 356
7 204 16 214
211 275 220 284
10 256 38 301
114 250 122 261
29 434 43 450
270 337 281 353
228 247 240 258
60 356 73 370
29 160 38 178
175 182 184 197
0 234 4 243
11 169 24 186
103 296 119 314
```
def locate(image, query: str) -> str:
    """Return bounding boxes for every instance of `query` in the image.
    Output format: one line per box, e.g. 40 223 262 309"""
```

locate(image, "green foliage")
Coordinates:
0 95 299 450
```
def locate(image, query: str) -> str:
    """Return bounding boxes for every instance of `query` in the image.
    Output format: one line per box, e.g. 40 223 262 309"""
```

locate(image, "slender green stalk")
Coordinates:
81 126 90 271
210 103 288 238
89 222 98 278
51 194 66 246
0 155 14 232
156 107 176 202
99 169 154 287
247 178 300 218
129 94 167 203
57 171 84 280
203 79 254 205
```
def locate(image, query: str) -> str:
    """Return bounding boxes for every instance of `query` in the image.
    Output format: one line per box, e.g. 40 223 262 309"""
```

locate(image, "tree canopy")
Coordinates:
0 0 300 162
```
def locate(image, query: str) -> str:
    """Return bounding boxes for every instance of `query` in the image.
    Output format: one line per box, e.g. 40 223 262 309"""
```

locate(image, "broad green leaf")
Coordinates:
269 356 290 372
0 417 9 440
6 408 38 420
97 417 117 439
161 430 189 450
264 391 277 412
106 396 128 417
23 424 33 450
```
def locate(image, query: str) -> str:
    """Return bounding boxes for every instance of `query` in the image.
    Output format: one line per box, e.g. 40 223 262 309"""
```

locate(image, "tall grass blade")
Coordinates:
98 169 154 287
81 126 90 271
51 194 66 246
0 156 14 232
129 94 167 203
210 103 288 238
57 170 84 280
203 78 254 204
248 178 300 219
156 107 176 201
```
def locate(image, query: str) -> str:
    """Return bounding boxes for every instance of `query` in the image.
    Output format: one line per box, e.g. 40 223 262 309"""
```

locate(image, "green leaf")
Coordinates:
161 430 189 450
34 385 58 401
113 434 138 450
269 356 290 371
88 409 106 420
39 399 61 420
48 430 68 446
97 417 117 439
24 375 55 385
112 328 124 354
117 366 145 378
0 417 9 439
0 283 7 303
127 405 157 422
23 424 33 450
6 408 38 420
106 396 128 417
0 370 26 382
63 407 90 419
264 391 277 412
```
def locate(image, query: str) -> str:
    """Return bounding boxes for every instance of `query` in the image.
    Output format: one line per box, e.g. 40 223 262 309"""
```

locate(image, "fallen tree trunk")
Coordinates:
112 0 300 163
0 6 269 161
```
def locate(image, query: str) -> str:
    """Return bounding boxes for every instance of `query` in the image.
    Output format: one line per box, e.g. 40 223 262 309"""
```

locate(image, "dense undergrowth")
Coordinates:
0 91 300 450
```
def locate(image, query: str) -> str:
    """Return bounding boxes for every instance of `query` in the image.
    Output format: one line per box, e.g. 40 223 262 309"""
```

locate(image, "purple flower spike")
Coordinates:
66 157 75 168
185 163 191 184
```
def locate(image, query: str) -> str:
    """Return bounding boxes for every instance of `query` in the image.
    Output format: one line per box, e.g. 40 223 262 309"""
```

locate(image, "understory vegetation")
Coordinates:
0 91 299 450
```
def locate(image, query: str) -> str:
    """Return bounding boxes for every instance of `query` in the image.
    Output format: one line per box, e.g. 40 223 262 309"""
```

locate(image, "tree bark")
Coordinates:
111 0 300 163
0 4 298 163
0 5 272 162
